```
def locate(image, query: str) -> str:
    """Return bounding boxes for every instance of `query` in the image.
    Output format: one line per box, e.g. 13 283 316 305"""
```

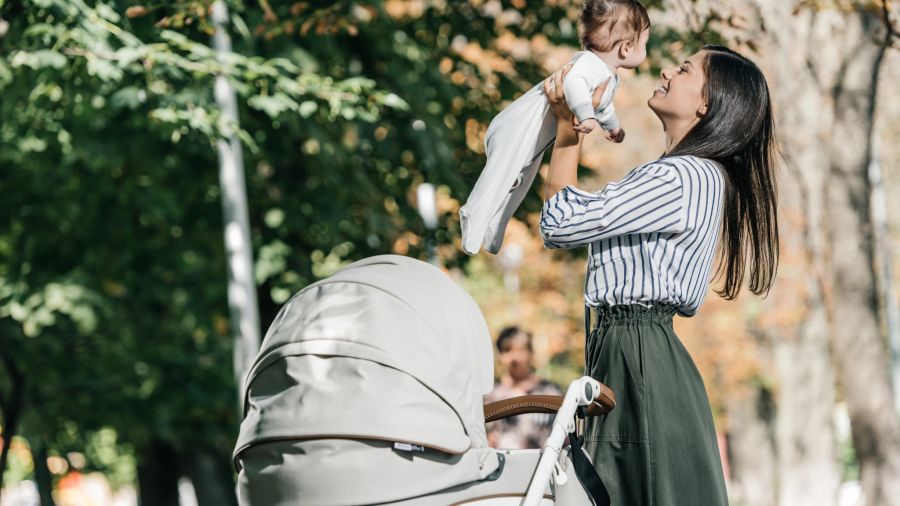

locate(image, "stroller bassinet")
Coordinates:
233 255 614 505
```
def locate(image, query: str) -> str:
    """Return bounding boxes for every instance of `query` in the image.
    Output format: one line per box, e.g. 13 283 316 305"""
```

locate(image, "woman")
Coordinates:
540 46 778 505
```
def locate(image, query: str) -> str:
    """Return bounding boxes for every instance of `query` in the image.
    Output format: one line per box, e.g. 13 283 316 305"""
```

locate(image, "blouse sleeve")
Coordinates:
540 162 687 249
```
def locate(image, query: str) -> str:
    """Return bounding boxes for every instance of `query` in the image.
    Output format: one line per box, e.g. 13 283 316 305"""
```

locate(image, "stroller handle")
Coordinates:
483 382 616 423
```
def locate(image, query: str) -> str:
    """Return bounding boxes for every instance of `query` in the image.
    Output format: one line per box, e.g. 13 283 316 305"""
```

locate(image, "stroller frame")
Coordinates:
483 376 616 506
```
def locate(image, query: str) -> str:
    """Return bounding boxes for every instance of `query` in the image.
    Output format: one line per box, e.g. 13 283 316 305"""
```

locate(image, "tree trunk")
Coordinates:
664 0 900 502
210 0 262 406
732 2 844 504
0 394 22 492
32 440 57 506
725 383 777 506
182 447 238 506
825 8 900 505
137 439 180 506
745 2 900 504
0 327 25 492
770 309 839 506
871 136 900 413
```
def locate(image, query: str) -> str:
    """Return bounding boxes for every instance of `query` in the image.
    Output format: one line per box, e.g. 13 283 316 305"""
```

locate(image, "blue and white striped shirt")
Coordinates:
540 155 725 316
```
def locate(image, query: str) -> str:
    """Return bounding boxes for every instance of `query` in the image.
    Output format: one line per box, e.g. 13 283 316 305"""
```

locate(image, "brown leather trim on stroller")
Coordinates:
482 383 617 423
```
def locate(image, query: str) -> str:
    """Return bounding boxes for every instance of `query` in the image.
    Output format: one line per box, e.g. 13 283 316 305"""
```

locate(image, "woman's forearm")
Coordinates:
544 119 583 200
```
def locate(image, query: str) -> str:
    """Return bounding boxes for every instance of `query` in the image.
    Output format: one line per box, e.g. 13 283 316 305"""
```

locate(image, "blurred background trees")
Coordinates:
0 1 898 505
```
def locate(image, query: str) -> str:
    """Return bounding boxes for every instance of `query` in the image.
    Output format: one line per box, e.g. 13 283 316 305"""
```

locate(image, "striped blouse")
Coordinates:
540 155 725 316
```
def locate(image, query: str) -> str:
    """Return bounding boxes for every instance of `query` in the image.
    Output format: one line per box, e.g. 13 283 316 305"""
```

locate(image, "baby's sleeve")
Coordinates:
563 63 598 125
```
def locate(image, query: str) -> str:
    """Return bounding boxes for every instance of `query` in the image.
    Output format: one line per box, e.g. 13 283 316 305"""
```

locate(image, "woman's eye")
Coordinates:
678 65 687 73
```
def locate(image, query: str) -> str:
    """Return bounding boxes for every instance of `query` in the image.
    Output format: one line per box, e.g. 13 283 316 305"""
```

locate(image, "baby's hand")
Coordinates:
605 127 625 143
574 118 600 134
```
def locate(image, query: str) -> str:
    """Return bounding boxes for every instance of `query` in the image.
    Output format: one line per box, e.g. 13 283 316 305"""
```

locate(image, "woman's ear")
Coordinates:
697 104 708 117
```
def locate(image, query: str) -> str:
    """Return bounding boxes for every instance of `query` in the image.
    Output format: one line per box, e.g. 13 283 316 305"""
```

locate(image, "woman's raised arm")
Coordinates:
540 161 687 249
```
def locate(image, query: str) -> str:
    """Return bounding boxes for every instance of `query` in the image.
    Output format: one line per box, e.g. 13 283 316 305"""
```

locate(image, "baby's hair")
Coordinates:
580 0 651 53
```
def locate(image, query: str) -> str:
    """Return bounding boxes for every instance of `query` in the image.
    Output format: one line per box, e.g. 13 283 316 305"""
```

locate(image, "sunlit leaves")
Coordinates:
4 0 403 159
0 281 105 337
10 49 67 69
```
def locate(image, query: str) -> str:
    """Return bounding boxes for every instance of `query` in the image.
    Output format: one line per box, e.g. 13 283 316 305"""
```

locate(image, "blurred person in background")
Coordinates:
485 326 562 449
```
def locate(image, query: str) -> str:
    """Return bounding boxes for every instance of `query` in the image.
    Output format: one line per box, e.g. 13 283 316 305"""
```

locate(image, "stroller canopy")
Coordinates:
234 255 500 503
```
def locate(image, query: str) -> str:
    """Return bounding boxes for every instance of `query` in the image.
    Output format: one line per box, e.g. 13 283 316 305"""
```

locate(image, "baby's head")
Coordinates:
580 0 651 69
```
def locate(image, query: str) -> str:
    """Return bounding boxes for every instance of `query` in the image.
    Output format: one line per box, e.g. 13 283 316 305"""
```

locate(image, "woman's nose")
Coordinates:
660 67 673 80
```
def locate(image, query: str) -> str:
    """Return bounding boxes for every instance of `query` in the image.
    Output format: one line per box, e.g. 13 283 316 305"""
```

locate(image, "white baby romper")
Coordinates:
459 50 620 255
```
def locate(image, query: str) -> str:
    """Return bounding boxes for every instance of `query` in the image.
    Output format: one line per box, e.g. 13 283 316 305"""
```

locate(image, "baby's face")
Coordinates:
621 29 650 69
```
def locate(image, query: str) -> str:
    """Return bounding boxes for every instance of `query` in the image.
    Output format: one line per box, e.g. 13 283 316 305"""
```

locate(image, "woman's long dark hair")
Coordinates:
667 45 779 299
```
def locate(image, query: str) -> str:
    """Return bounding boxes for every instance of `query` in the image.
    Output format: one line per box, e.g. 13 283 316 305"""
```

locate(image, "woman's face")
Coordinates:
648 51 708 124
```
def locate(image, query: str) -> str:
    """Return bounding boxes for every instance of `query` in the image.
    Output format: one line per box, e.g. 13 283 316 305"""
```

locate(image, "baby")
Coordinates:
459 0 650 255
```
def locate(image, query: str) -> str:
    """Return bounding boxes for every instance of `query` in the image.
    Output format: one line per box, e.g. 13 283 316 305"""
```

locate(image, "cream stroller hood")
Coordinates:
234 255 501 504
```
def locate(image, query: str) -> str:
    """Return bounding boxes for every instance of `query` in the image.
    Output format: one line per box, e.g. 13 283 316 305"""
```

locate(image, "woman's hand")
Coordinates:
543 65 575 124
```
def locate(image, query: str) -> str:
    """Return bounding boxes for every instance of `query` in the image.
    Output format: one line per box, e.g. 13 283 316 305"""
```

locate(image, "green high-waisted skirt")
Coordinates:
584 304 729 506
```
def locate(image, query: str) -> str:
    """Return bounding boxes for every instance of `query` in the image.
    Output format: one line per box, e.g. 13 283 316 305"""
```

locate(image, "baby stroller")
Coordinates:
233 255 616 505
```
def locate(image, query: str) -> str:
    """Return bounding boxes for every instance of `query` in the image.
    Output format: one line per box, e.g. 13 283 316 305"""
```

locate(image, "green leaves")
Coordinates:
10 49 67 70
3 0 403 165
0 281 104 337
